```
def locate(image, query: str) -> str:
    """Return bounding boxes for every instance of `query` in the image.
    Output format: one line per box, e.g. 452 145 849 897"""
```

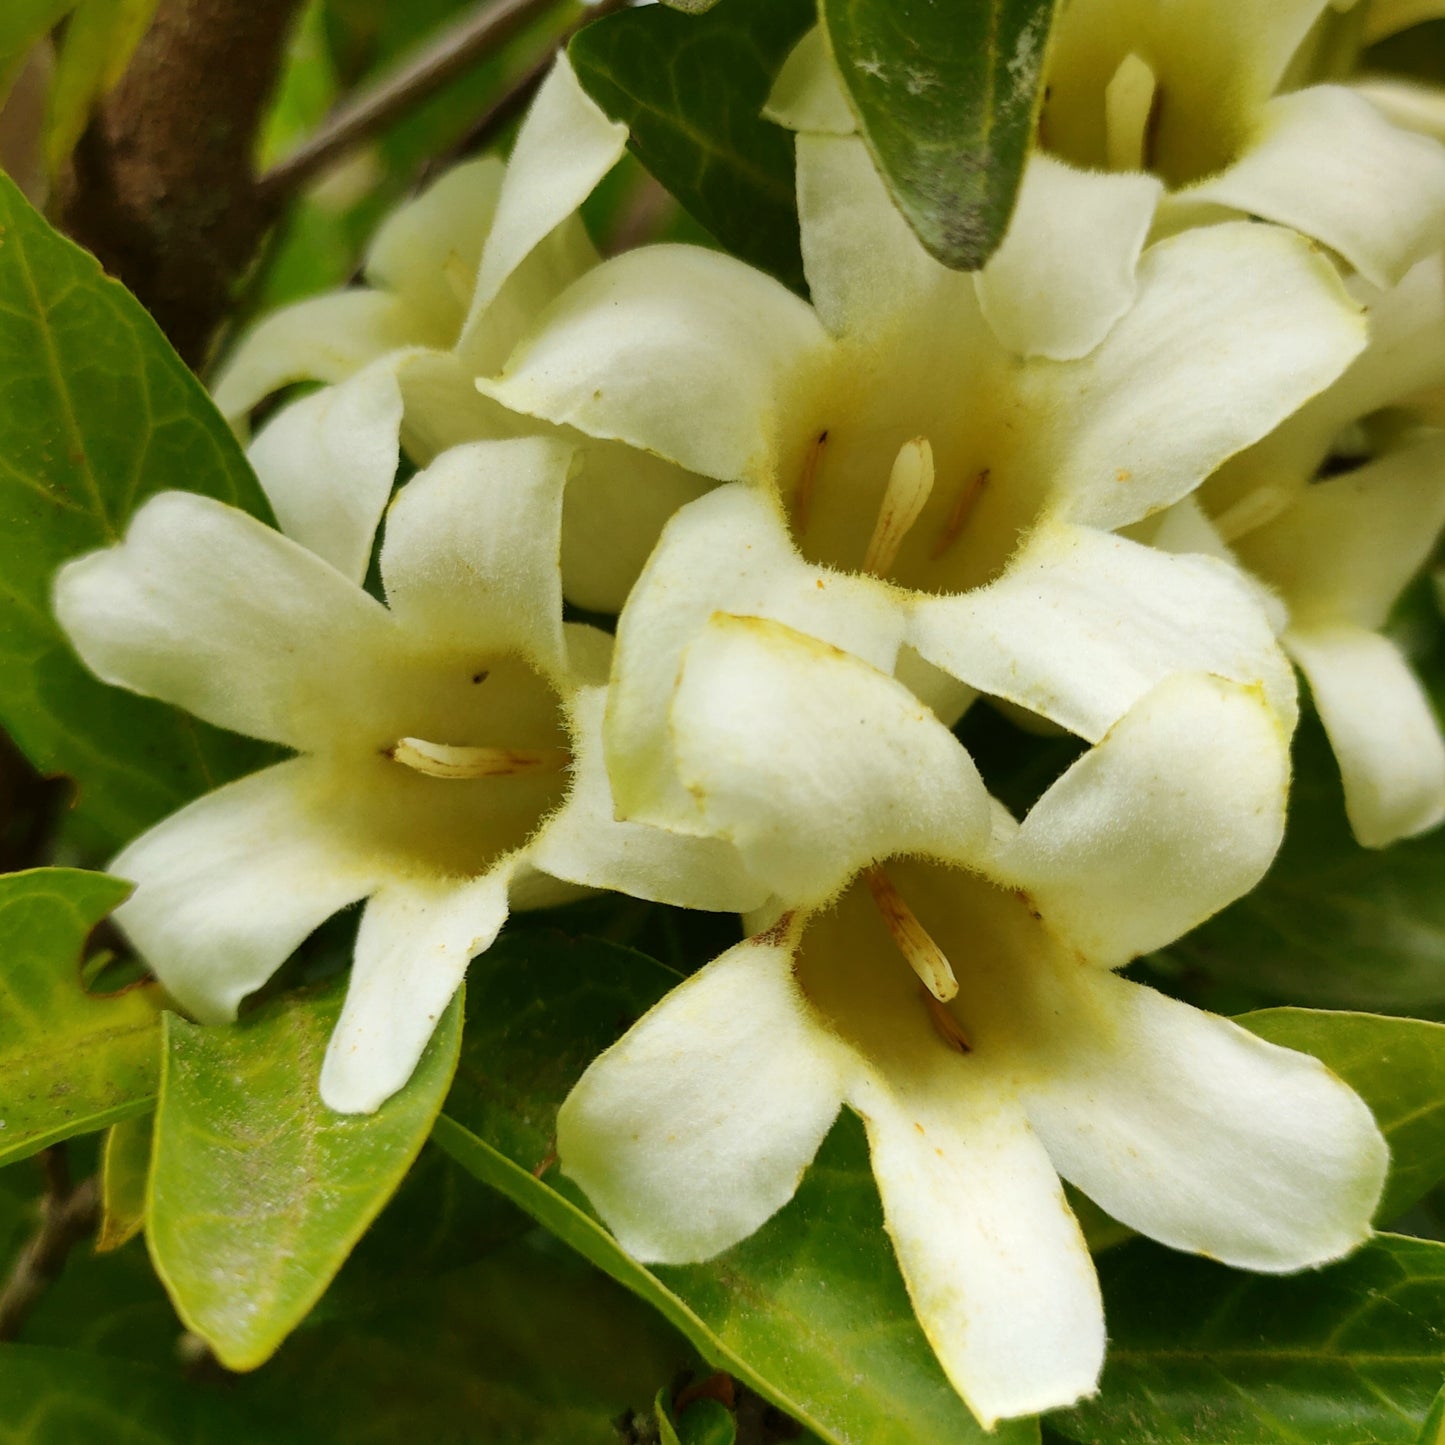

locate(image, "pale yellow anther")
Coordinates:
389 737 572 780
932 467 989 560
1213 485 1290 543
865 864 959 1002
862 437 935 578
793 429 829 535
1105 52 1159 172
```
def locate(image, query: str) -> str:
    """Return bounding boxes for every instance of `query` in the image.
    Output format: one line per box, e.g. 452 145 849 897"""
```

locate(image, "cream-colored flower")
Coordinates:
559 615 1387 1427
53 417 763 1114
478 126 1368 826
214 57 708 612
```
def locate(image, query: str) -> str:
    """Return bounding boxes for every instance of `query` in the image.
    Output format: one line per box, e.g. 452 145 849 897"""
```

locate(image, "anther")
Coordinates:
793 430 829 535
865 864 958 1001
923 989 972 1053
388 738 571 780
862 437 935 578
1105 52 1160 172
1212 486 1289 543
931 467 989 559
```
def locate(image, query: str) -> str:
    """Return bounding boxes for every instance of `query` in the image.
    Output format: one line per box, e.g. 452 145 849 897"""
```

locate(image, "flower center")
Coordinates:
387 737 572 779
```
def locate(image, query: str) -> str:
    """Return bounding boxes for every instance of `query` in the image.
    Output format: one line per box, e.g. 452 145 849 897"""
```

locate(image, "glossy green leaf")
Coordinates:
0 172 276 849
147 980 462 1370
1051 1233 1445 1445
0 868 159 1166
0 1346 307 1445
1239 1009 1445 1224
568 0 813 291
0 0 73 99
819 0 1055 269
96 1112 150 1252
43 0 159 175
1420 1381 1445 1445
677 1398 738 1445
436 932 1036 1445
1166 714 1445 1011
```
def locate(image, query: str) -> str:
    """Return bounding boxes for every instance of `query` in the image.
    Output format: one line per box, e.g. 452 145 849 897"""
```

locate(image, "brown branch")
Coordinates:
0 1149 100 1342
60 0 306 368
257 0 568 204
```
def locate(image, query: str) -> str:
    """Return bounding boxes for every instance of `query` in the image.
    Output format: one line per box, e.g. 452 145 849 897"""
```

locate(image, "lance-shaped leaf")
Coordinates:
435 932 1037 1445
1050 1233 1445 1445
819 0 1056 269
147 979 462 1370
0 172 276 849
568 0 812 291
0 867 159 1166
1239 1009 1445 1225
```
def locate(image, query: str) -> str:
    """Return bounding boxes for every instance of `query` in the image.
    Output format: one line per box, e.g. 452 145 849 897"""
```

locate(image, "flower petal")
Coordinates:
853 1067 1103 1427
319 869 512 1113
393 350 535 464
605 483 906 828
996 672 1290 966
379 436 572 670
364 156 504 340
112 758 378 1022
1047 221 1366 531
975 155 1162 361
795 133 967 340
1175 86 1445 288
1289 625 1445 847
462 55 624 347
211 291 423 427
906 520 1297 743
1354 76 1445 145
531 685 768 913
478 245 829 483
246 360 403 583
1233 436 1445 630
670 614 991 907
559 439 713 614
53 493 398 752
1022 970 1388 1271
557 924 848 1263
763 27 855 133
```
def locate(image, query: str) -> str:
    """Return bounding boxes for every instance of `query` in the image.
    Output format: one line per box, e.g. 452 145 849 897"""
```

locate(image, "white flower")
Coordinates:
557 615 1388 1427
214 56 708 613
478 127 1368 826
53 425 764 1115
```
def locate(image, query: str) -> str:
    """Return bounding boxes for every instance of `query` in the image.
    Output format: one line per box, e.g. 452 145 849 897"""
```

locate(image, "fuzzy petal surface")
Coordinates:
764 27 855 133
997 673 1290 966
557 927 848 1263
1022 970 1388 1271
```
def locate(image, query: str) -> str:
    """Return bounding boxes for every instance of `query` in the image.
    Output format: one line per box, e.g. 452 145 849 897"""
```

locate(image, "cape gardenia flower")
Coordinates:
477 125 1366 826
213 55 707 613
52 426 764 1114
1153 251 1445 846
558 614 1388 1426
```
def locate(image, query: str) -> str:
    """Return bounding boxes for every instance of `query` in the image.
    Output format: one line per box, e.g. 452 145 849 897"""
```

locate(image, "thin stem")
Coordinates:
0 1149 100 1342
258 0 569 202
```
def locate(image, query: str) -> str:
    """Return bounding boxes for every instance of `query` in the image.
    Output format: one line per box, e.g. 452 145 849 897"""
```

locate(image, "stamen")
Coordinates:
793 429 829 535
1105 52 1160 172
931 467 989 560
923 989 972 1053
865 865 958 1001
862 437 935 578
388 738 571 780
1212 485 1289 542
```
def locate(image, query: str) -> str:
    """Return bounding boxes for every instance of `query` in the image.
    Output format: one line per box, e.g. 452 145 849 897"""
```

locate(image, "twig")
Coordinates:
257 0 569 203
0 1148 100 1342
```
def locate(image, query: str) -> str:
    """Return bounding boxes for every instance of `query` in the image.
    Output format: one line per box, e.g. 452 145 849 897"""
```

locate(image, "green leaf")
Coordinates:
0 1346 309 1444
436 932 1035 1445
0 0 74 100
146 980 462 1370
568 0 813 292
1165 714 1445 1011
43 0 159 175
0 172 276 849
1420 1381 1445 1445
1051 1233 1445 1445
0 867 160 1166
96 1112 150 1252
819 0 1056 269
1238 1009 1445 1224
677 1398 739 1445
